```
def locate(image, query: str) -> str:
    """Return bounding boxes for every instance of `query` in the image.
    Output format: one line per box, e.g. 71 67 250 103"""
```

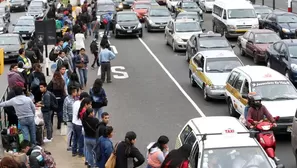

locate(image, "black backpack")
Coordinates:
49 48 58 61
48 91 58 111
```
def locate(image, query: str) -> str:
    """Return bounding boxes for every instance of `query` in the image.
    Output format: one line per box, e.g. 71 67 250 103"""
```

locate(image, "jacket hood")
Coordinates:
7 71 17 77
13 95 28 106
149 147 161 154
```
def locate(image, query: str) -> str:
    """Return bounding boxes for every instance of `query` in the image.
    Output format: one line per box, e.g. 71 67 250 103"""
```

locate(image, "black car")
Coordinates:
113 11 143 38
0 4 10 22
185 31 234 62
10 0 28 12
96 2 116 27
253 5 272 20
26 1 46 19
261 11 297 39
266 39 297 84
0 34 25 61
122 0 135 9
174 1 203 20
13 16 35 39
0 18 9 34
144 6 171 32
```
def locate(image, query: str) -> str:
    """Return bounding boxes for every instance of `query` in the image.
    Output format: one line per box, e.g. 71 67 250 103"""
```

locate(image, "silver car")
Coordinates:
165 19 204 51
199 0 214 12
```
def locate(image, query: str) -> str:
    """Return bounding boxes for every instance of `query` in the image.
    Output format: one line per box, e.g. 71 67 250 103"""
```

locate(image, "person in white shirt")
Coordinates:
75 4 82 17
72 92 89 159
75 30 86 53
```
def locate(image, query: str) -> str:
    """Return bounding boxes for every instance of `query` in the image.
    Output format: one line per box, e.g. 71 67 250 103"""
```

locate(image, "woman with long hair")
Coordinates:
147 136 169 168
48 71 66 130
29 63 45 102
89 78 107 119
82 107 100 167
160 144 192 168
67 72 82 94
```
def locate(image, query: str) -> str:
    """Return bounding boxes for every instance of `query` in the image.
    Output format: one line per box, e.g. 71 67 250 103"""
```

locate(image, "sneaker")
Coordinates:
66 147 72 151
84 162 88 166
72 153 77 157
43 138 52 143
78 154 84 158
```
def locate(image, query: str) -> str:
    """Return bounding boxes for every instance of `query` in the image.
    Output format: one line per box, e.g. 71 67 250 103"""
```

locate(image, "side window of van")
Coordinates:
180 125 193 144
213 5 222 17
227 71 239 86
233 75 245 92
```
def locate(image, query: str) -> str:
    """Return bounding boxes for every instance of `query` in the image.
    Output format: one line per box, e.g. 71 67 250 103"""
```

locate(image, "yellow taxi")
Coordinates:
175 116 278 168
225 66 297 134
189 50 243 101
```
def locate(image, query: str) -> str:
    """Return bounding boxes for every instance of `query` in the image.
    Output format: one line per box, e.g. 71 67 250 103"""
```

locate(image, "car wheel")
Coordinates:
139 30 143 38
253 52 259 64
5 29 8 33
266 59 271 68
172 41 176 52
186 50 190 62
190 72 197 87
203 85 210 101
212 23 217 32
295 151 297 167
228 98 237 117
114 30 119 38
147 25 151 32
239 45 245 56
165 35 168 45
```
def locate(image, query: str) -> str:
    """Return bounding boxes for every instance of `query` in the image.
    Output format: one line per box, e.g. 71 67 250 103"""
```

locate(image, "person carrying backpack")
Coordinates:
36 82 58 143
29 63 46 103
89 78 107 119
90 36 99 69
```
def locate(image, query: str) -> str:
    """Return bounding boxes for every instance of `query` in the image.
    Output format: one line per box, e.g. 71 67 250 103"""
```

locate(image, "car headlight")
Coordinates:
148 19 154 24
0 27 4 31
252 24 259 28
137 23 142 28
210 85 225 90
291 64 297 71
174 36 183 42
21 2 25 5
115 24 121 29
282 28 290 33
227 25 236 29
118 3 123 8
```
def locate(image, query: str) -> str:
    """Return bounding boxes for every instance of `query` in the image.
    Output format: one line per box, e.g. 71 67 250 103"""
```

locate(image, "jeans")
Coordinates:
94 108 103 120
51 98 64 129
85 137 97 166
19 116 36 144
78 68 88 86
93 31 99 39
83 129 89 163
101 62 111 82
87 23 91 35
43 111 53 140
91 52 99 68
67 122 73 148
72 124 84 155
104 22 110 36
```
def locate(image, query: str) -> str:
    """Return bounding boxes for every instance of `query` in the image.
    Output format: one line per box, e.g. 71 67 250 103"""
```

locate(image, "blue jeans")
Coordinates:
43 111 53 140
85 137 97 166
78 68 88 86
104 22 110 36
18 116 36 145
94 108 103 120
72 124 84 155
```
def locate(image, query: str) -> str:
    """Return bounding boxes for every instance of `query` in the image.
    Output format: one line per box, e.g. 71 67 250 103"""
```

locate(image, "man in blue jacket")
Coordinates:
97 126 114 168
103 11 113 37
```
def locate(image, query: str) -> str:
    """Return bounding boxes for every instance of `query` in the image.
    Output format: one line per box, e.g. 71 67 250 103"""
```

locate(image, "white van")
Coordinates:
212 0 259 38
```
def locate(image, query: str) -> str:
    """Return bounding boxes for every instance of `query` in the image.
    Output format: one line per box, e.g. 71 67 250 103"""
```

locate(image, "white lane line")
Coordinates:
138 37 206 117
110 46 118 54
97 66 101 76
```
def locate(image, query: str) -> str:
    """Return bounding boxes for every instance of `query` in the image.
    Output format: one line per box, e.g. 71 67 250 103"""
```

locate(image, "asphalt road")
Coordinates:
0 4 295 168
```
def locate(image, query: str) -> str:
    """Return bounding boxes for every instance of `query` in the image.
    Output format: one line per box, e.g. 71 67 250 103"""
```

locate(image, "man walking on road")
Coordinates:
99 43 116 83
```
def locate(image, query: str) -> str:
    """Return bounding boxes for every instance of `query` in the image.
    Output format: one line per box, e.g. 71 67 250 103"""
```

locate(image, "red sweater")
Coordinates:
247 105 275 127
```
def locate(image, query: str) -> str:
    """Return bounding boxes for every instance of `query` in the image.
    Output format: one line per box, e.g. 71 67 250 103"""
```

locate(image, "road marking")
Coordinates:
138 37 206 117
110 45 118 54
111 66 129 79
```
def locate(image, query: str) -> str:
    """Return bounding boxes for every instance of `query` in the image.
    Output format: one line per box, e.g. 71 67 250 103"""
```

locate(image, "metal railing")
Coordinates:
0 86 9 130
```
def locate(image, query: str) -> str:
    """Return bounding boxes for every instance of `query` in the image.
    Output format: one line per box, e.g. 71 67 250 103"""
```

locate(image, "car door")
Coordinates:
240 31 250 52
225 71 239 113
189 142 199 168
231 74 245 114
165 21 172 43
278 43 290 74
192 54 204 88
187 35 196 58
168 22 175 45
292 110 297 153
269 42 282 70
245 32 255 56
268 14 277 32
175 124 193 148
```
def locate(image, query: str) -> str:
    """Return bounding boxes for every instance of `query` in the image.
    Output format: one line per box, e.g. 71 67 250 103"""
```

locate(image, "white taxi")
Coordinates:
175 116 281 168
189 50 243 101
225 65 297 134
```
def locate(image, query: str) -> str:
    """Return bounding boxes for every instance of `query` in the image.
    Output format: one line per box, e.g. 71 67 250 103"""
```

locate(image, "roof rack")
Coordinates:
198 33 223 38
196 130 257 142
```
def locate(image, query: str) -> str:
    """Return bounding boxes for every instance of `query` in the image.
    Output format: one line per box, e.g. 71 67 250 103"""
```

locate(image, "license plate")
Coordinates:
287 126 292 132
22 34 26 37
127 30 132 33
235 29 247 33
160 26 164 29
129 4 132 6
15 6 18 7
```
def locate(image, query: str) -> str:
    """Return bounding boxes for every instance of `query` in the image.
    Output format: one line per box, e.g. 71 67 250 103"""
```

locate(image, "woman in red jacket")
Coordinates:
160 144 191 168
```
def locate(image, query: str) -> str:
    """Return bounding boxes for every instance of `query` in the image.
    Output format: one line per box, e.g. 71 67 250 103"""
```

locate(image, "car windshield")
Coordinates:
175 22 201 32
149 9 169 16
288 46 297 58
16 19 34 26
277 15 297 23
254 33 281 44
203 147 273 168
182 2 198 8
205 57 242 73
118 14 138 21
228 9 257 19
29 1 42 6
200 39 230 48
251 81 297 100
97 5 114 11
255 8 272 14
0 36 19 45
135 4 150 9
11 0 24 2
177 14 201 21
28 7 42 12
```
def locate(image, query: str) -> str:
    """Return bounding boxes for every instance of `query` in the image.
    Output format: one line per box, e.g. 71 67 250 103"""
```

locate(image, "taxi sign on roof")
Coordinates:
224 128 235 133
263 73 272 78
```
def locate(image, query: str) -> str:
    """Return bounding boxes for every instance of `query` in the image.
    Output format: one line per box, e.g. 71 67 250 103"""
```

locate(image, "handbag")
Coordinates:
105 142 120 168
76 63 84 68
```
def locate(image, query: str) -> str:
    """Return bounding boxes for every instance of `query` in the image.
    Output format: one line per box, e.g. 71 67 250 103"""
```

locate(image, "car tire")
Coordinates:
172 41 176 52
203 85 210 101
165 35 169 45
295 151 297 167
147 25 151 32
190 72 197 87
212 23 217 33
139 30 143 38
228 98 237 117
239 45 245 56
253 51 259 64
186 50 190 62
5 30 8 33
114 30 119 38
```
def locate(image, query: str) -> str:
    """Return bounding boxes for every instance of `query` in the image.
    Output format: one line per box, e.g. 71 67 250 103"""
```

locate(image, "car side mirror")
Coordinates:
231 44 235 48
196 67 202 71
280 53 286 58
21 42 26 45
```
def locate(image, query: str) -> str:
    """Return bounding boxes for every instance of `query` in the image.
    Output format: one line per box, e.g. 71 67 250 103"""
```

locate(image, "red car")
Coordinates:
237 29 281 64
131 1 151 21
